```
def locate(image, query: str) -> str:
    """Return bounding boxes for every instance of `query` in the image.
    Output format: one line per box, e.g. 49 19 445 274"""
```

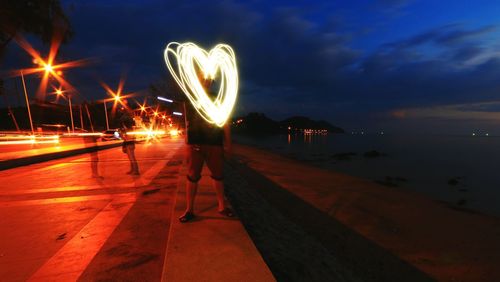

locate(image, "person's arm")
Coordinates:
223 123 232 155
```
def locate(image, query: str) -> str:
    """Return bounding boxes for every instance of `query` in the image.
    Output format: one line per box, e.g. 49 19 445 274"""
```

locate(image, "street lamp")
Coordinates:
20 71 35 135
102 101 110 130
100 79 136 130
54 87 75 134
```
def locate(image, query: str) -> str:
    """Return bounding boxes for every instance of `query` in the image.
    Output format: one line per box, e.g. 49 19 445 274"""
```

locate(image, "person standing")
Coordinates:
118 104 139 175
179 76 234 223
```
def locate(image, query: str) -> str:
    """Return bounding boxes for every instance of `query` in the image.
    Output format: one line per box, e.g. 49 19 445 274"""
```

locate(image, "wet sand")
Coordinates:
226 144 500 282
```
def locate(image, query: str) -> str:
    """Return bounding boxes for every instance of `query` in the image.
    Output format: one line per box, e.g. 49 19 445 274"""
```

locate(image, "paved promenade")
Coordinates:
0 139 274 282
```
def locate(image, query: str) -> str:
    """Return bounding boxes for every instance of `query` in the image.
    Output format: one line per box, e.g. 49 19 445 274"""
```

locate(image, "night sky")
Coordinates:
3 0 500 134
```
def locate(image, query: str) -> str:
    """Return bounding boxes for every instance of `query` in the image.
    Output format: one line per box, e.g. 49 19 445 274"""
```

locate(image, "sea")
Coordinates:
234 133 500 217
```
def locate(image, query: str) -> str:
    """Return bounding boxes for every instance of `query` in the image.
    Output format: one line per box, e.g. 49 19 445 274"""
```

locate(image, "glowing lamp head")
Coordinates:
44 63 54 73
114 95 121 102
56 89 63 96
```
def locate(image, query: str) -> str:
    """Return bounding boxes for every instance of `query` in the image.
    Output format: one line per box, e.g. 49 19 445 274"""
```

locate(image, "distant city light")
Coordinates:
173 112 183 116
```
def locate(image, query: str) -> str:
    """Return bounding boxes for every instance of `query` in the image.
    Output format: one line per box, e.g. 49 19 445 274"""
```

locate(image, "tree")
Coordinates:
0 0 73 58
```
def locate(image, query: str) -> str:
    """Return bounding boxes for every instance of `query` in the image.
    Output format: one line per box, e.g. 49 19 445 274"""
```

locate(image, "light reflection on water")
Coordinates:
235 133 500 217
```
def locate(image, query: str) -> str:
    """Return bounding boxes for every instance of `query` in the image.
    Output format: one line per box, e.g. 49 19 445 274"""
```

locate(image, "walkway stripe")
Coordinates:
27 193 136 281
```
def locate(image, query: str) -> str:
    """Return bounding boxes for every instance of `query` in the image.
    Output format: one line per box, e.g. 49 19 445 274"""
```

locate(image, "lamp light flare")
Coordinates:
8 35 89 100
44 64 54 73
164 42 238 127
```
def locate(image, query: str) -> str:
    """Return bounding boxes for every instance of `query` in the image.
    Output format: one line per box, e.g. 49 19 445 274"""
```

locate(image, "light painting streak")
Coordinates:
164 42 238 127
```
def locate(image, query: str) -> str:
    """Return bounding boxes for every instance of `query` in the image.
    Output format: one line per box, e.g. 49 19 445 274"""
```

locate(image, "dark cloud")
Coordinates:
377 0 413 7
451 45 484 61
384 24 496 50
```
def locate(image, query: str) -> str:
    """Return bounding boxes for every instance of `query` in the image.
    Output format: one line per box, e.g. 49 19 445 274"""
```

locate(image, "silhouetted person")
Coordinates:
179 75 234 223
118 104 139 175
83 134 101 178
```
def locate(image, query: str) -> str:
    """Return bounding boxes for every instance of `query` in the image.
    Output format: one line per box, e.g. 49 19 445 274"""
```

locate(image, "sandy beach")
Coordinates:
225 144 500 282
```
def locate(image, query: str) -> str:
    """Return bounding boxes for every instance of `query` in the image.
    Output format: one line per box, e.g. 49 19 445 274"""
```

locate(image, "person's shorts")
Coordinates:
186 144 224 182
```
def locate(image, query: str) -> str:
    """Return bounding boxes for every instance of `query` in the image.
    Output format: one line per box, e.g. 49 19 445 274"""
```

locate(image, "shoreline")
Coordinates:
228 143 500 281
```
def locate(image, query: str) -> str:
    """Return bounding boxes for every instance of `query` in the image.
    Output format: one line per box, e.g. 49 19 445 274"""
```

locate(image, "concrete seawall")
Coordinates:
227 144 500 282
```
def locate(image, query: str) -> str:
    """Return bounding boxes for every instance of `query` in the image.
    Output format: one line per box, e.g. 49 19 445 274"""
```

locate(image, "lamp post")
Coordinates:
20 70 35 135
68 94 74 133
103 101 109 130
56 88 75 133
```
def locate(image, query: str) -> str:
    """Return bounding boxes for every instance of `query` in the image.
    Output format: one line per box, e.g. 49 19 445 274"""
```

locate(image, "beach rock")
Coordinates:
363 150 385 158
448 178 459 186
331 152 357 160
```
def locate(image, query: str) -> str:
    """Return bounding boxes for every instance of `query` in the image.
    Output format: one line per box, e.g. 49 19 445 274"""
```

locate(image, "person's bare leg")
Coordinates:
126 148 139 174
213 179 226 211
185 180 198 213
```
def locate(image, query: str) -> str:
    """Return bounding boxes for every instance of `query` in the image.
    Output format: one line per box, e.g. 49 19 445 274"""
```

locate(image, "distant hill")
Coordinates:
280 116 344 133
232 112 344 135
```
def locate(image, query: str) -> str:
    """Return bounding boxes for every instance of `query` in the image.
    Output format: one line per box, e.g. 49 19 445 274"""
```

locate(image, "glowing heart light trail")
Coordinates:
164 42 238 127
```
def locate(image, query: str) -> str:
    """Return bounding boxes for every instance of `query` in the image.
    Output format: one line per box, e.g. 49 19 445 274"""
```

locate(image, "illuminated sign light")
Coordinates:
164 42 238 127
158 96 173 103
